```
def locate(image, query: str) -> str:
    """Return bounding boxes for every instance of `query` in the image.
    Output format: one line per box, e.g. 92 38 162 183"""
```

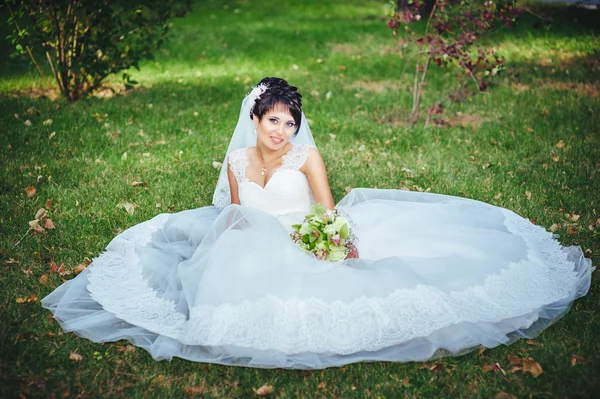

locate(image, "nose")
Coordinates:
276 123 285 136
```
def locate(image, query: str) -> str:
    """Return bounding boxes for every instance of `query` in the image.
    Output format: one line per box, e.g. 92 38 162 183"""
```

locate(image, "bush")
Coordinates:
5 0 192 101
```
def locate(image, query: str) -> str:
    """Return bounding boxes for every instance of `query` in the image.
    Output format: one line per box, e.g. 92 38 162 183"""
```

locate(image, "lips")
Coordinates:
270 136 284 145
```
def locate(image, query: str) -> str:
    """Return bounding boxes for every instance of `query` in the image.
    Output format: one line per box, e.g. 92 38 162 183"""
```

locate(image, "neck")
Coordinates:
256 142 289 164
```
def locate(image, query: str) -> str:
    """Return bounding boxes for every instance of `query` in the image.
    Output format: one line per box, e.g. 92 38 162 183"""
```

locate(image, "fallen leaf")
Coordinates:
549 223 559 232
16 297 26 303
35 208 47 220
507 354 521 366
29 219 45 233
567 226 578 235
524 191 532 200
44 219 56 229
522 358 543 378
254 384 274 396
526 127 534 133
4 258 19 265
25 186 36 198
45 199 54 210
212 161 223 169
184 386 209 396
49 131 56 139
329 134 336 140
317 382 326 389
49 261 59 273
570 354 587 367
22 268 33 276
117 202 135 215
25 119 32 126
121 152 128 160
345 186 353 193
69 352 83 361
493 192 502 200
39 274 48 284
43 119 53 126
570 214 580 222
74 258 92 274
552 155 560 162
131 181 148 187
556 140 565 148
57 263 71 276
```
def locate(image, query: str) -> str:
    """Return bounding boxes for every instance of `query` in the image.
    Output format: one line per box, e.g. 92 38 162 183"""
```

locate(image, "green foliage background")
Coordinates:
0 0 598 397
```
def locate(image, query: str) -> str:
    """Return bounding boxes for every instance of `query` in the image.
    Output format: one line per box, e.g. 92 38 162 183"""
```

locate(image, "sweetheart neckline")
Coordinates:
242 169 305 190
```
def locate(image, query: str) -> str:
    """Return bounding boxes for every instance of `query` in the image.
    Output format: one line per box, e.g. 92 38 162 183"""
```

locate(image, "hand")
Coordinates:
345 242 359 259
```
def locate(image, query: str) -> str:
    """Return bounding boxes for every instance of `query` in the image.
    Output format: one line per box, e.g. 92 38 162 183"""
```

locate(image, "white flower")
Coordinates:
248 83 268 105
328 247 347 262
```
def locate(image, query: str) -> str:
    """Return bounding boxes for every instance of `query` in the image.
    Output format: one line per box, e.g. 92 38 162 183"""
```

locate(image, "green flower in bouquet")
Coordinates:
290 204 352 262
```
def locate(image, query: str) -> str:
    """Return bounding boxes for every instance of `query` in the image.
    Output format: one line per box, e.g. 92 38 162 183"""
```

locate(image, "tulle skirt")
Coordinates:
42 189 593 369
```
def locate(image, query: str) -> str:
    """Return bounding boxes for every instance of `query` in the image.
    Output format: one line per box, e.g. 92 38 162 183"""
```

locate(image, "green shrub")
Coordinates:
5 0 192 101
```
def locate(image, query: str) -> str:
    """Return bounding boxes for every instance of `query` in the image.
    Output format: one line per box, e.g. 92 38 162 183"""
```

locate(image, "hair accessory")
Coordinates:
247 83 268 107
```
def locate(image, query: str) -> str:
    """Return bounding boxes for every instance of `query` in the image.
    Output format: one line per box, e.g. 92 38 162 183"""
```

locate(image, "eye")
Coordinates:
269 118 278 124
286 122 295 127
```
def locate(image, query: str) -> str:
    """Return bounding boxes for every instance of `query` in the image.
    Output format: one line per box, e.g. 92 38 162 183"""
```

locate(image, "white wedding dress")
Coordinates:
42 143 593 369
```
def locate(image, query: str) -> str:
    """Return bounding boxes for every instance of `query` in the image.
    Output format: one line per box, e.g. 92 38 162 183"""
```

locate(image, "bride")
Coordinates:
42 77 593 369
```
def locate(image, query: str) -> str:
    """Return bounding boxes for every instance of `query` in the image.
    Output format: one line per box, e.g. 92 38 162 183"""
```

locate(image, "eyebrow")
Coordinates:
269 115 295 123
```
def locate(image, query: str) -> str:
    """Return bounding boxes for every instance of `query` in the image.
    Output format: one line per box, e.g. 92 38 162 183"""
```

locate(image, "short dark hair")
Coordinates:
250 77 303 137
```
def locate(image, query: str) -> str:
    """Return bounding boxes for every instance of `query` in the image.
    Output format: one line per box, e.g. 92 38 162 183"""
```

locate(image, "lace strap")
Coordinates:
281 144 312 171
228 148 248 184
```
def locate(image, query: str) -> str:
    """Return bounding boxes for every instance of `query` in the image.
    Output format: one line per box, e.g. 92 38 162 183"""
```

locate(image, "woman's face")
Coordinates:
254 104 296 151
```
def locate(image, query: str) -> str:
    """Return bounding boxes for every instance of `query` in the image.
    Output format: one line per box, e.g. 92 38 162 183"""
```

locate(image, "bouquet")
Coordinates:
290 204 355 262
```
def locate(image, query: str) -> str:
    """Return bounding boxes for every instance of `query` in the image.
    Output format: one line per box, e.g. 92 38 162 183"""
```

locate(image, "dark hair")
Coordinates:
250 77 303 137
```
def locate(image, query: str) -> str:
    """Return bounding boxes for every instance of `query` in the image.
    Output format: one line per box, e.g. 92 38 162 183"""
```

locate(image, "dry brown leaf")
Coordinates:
16 295 37 304
131 181 148 187
4 258 19 264
212 161 223 169
493 192 502 200
570 214 580 222
507 354 521 366
556 140 565 148
74 258 92 274
29 219 45 233
549 224 559 232
570 354 587 367
345 186 353 193
39 274 48 284
45 199 55 210
69 352 83 361
57 263 71 276
552 155 560 162
567 226 578 235
184 385 209 396
524 191 532 200
25 186 36 198
254 384 274 396
35 208 47 220
44 219 56 229
49 261 59 273
317 382 326 389
522 358 543 378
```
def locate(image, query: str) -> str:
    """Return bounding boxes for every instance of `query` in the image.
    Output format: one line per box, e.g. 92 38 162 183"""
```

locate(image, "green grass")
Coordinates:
1 0 599 397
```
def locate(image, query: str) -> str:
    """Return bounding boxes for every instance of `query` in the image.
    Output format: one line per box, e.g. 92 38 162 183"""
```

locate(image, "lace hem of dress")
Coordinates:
87 207 582 355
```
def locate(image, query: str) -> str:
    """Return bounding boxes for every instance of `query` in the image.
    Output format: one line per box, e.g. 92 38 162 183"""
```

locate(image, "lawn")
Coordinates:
0 0 599 397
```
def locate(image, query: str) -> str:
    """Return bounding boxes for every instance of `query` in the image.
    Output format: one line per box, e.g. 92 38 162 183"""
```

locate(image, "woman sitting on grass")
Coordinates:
43 77 593 369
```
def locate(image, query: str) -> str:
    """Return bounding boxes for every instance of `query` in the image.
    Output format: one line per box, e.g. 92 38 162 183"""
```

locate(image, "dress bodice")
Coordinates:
228 144 315 215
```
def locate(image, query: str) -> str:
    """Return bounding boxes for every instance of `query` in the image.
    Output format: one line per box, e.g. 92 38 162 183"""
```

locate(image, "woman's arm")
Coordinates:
228 163 241 205
301 147 335 210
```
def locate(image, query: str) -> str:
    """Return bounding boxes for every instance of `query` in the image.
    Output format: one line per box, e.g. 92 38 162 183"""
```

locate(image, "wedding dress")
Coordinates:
42 94 593 369
42 141 592 369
